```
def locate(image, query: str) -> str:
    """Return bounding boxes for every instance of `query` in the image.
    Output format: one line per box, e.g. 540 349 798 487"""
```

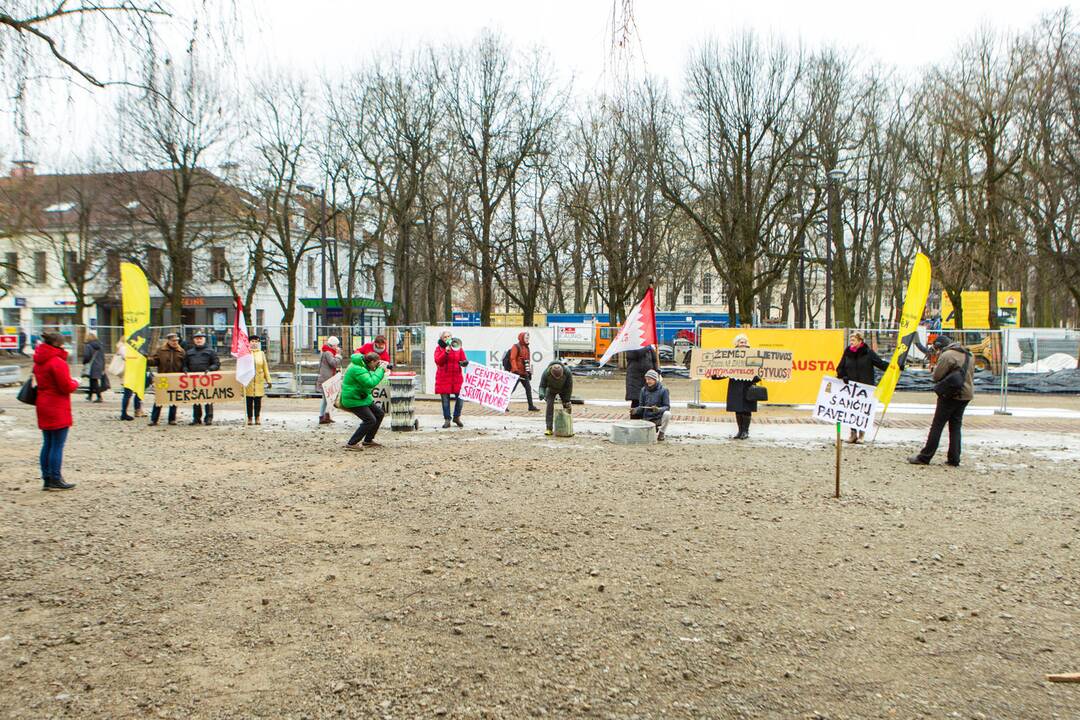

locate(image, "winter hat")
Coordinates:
645 369 661 383
327 336 340 347
933 335 953 351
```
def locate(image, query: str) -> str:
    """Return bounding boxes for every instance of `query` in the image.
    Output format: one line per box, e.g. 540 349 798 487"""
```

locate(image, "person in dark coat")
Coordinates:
539 361 574 435
146 333 185 426
34 332 80 490
183 330 221 425
631 369 672 441
726 334 762 440
836 331 890 443
82 331 106 402
909 335 975 467
624 346 658 408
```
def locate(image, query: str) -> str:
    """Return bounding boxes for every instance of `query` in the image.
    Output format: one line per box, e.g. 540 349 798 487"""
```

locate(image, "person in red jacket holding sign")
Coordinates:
33 332 80 490
434 331 469 428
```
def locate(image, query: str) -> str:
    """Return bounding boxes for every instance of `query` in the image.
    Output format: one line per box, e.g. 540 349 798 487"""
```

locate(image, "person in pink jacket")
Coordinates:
434 331 469 428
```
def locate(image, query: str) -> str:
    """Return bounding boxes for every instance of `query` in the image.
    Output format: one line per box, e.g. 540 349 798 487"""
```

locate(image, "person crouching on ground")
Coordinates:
244 337 273 426
317 336 342 424
341 351 387 450
434 331 468 428
908 334 974 467
836 331 889 444
34 331 80 490
539 360 574 436
631 369 672 441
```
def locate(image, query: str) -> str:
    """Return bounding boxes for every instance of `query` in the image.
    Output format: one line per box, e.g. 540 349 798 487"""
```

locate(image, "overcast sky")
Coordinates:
6 0 1074 172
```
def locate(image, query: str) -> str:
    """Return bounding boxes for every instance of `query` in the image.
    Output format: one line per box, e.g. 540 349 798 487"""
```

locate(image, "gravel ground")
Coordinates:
1 396 1079 719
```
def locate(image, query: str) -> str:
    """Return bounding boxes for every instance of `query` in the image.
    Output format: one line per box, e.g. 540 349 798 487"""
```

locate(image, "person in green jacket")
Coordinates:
341 352 387 450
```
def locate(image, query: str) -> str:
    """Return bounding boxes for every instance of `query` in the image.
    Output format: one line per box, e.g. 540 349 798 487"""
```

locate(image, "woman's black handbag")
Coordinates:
745 385 768 402
17 376 37 405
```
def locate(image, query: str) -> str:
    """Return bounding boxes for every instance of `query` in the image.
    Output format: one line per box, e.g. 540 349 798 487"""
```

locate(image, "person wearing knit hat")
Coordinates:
631 368 672 441
317 336 342 424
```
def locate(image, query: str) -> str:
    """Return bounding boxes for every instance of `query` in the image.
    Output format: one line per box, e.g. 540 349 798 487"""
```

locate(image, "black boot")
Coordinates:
739 413 751 440
43 478 76 491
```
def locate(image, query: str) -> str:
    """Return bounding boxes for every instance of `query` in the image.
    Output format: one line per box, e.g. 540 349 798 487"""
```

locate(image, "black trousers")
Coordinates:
918 398 969 465
87 377 103 399
192 403 214 422
512 376 535 407
347 404 384 445
150 404 177 424
544 389 572 430
246 396 262 419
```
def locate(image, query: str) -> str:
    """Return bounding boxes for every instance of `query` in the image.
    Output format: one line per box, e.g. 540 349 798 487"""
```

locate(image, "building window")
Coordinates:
107 250 120 280
64 251 79 279
5 252 17 287
34 251 47 284
306 257 316 287
683 285 693 306
180 251 193 280
255 308 265 332
702 273 712 305
146 247 162 281
210 247 227 282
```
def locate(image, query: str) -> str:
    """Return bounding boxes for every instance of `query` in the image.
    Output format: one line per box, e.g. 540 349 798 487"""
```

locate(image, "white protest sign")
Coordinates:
460 365 516 412
812 376 879 434
423 326 554 395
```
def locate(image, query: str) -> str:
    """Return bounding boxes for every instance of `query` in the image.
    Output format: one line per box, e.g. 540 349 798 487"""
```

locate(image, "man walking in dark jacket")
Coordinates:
908 335 975 467
184 330 220 425
539 361 574 435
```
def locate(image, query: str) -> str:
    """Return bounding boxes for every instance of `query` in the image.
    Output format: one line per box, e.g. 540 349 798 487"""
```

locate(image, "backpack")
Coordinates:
502 346 514 371
934 350 971 400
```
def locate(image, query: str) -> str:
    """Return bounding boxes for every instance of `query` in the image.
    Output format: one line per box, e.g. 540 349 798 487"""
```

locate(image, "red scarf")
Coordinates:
321 344 339 355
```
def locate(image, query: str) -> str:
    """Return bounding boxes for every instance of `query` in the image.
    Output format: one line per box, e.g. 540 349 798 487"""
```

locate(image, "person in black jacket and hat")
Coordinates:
624 346 658 410
183 330 220 425
836 331 890 443
726 334 762 440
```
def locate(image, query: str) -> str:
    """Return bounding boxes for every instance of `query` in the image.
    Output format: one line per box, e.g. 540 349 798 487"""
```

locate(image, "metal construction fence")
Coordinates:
5 322 1078 409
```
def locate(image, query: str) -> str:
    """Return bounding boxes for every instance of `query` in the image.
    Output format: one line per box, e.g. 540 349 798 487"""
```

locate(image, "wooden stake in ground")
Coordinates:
1046 673 1080 683
835 421 841 499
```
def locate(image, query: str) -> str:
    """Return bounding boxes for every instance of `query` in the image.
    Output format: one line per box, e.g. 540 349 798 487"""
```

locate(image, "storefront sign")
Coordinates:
699 328 846 405
0 335 17 350
151 372 245 405
460 365 515 412
813 376 879 433
54 300 76 306
690 348 794 382
14 297 26 307
182 297 206 306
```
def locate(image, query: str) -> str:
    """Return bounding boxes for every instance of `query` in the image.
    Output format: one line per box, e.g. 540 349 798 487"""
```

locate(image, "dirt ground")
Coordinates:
1 392 1079 719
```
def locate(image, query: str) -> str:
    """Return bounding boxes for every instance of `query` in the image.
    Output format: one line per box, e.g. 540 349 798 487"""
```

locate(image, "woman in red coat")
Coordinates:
434 331 469 428
33 332 79 490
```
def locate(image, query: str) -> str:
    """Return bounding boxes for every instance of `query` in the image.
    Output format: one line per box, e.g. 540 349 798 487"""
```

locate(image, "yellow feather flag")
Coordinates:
874 252 932 416
120 262 151 399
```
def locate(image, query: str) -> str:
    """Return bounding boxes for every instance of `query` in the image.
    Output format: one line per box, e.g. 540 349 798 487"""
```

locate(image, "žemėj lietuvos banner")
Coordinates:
423 326 555 396
812 376 880 434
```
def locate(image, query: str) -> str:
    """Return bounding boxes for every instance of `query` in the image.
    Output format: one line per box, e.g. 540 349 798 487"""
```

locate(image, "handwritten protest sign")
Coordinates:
812 376 879 434
690 348 794 382
152 372 245 405
460 365 515 412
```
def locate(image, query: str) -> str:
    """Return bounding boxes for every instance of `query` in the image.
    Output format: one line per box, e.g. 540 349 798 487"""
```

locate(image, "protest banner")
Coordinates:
699 328 845 404
813 376 879 433
423 326 554 395
151 372 245 406
460 365 516 412
690 347 794 382
0 334 16 350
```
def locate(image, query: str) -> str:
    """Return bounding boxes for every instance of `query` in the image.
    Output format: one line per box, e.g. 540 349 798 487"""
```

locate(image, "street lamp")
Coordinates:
825 167 847 328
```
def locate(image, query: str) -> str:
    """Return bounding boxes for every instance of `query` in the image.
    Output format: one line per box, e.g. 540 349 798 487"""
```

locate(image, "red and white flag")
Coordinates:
231 297 256 386
598 287 658 366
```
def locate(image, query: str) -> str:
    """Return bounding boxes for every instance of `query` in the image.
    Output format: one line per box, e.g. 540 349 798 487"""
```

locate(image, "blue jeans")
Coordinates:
441 394 463 420
40 427 70 481
121 387 142 415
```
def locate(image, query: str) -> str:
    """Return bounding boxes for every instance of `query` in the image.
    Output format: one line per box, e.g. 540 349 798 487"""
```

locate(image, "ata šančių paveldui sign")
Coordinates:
812 376 880 433
152 372 245 405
